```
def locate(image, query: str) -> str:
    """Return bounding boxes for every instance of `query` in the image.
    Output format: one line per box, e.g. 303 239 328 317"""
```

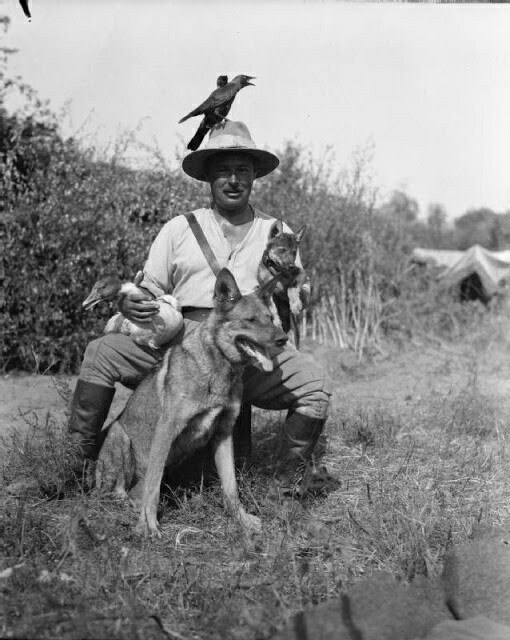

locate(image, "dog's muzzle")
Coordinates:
263 258 300 281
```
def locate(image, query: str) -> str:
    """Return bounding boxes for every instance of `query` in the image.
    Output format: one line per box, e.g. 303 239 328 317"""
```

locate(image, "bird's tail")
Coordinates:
19 0 31 19
187 124 209 151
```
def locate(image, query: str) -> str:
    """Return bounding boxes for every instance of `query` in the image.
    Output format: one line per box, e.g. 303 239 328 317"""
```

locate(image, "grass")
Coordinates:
0 343 509 639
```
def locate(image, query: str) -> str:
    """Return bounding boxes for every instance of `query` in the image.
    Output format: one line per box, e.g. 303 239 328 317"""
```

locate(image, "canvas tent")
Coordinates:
411 245 510 302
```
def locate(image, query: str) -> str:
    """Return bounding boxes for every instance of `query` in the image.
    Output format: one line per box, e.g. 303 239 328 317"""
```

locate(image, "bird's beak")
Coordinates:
246 76 256 86
82 294 102 310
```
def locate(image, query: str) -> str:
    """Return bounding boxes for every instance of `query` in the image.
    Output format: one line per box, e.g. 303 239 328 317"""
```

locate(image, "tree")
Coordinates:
378 190 421 252
454 208 497 250
426 203 447 248
380 190 419 224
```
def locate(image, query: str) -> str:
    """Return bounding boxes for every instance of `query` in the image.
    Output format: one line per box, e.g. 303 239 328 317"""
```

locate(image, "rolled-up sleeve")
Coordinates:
140 222 174 298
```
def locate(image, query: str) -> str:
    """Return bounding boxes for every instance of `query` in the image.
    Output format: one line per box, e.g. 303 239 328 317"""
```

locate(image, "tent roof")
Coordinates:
412 245 510 296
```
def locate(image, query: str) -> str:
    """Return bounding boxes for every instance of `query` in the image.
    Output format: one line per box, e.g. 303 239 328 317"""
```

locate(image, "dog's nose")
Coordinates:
275 334 288 347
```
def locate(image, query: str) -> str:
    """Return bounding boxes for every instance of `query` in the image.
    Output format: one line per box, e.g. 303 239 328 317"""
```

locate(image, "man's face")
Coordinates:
208 153 255 213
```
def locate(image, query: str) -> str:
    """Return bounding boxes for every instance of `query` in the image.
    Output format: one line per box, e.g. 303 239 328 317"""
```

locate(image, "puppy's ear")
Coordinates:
258 276 280 303
214 268 242 312
269 219 284 239
295 226 306 244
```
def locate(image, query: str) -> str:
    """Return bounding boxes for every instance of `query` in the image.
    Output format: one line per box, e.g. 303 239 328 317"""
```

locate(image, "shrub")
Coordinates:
0 116 212 371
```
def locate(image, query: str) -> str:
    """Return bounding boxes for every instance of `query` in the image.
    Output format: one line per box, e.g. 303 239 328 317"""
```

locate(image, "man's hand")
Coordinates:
120 293 159 323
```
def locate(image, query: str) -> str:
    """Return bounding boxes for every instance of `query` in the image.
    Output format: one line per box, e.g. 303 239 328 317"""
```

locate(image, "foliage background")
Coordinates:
2 16 509 373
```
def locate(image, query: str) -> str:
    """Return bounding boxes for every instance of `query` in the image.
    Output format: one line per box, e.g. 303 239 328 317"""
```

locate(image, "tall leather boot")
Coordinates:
275 412 339 497
68 379 115 465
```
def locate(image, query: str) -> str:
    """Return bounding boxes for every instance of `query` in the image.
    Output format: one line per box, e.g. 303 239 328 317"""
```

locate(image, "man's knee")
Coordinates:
243 348 332 415
295 388 331 419
80 335 123 387
80 333 160 389
291 357 332 419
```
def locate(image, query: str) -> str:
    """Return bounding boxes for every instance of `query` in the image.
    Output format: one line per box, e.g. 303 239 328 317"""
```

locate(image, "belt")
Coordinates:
181 306 212 322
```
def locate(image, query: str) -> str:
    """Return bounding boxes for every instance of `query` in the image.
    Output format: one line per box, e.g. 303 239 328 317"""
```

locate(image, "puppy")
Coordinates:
258 219 308 346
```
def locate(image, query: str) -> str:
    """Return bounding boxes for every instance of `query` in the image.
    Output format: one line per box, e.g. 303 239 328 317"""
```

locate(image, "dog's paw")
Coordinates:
239 512 262 534
149 525 162 539
135 521 162 539
136 512 162 538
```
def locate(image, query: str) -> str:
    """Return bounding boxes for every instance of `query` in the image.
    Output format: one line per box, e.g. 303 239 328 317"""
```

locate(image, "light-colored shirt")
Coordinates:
140 207 308 308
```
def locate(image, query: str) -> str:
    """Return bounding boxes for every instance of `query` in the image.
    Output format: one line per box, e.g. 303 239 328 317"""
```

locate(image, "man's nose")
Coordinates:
227 172 239 185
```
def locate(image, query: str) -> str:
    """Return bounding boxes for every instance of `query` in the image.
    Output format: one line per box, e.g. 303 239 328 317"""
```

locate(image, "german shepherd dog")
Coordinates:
96 268 287 537
258 220 307 347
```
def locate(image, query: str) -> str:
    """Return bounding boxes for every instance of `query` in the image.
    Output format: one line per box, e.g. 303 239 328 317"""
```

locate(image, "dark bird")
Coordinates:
179 75 255 148
18 0 31 19
185 75 232 151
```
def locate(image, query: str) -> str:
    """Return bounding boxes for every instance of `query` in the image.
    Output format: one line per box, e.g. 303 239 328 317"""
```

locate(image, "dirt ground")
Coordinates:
2 337 510 443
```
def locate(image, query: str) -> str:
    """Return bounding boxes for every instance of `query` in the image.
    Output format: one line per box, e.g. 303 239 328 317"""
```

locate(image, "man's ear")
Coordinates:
295 225 306 244
213 268 242 312
269 219 284 239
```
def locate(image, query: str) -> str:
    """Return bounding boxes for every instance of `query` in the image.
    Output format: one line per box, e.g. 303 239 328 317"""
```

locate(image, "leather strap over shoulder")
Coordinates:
184 212 221 277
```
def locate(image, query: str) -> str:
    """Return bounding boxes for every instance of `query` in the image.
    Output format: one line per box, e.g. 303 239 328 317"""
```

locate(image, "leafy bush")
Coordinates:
0 127 214 371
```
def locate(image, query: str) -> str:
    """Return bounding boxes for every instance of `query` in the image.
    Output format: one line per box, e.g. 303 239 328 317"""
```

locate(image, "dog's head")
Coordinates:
212 268 288 372
263 220 306 277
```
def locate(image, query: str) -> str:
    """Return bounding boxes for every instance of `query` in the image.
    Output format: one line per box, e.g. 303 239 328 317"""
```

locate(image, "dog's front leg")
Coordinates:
287 271 308 317
212 434 262 533
287 287 302 317
137 417 173 538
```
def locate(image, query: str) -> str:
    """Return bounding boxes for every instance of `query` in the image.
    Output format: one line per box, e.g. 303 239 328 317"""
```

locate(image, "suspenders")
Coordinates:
184 212 221 276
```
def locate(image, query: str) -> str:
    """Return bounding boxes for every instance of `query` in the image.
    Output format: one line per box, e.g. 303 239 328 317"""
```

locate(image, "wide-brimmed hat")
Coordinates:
182 121 280 182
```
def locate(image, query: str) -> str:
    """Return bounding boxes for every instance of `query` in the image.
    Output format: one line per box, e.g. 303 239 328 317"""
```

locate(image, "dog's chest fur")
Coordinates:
117 324 243 467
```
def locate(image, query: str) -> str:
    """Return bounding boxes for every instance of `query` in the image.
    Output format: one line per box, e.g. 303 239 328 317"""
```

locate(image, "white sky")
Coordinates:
2 0 510 219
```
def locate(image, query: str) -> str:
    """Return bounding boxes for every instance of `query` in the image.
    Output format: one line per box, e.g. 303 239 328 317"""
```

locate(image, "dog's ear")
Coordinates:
295 225 306 244
214 268 242 312
269 219 284 239
258 276 280 303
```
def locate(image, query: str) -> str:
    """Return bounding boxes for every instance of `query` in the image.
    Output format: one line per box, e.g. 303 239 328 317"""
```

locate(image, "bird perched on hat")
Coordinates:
185 75 230 151
179 75 255 151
